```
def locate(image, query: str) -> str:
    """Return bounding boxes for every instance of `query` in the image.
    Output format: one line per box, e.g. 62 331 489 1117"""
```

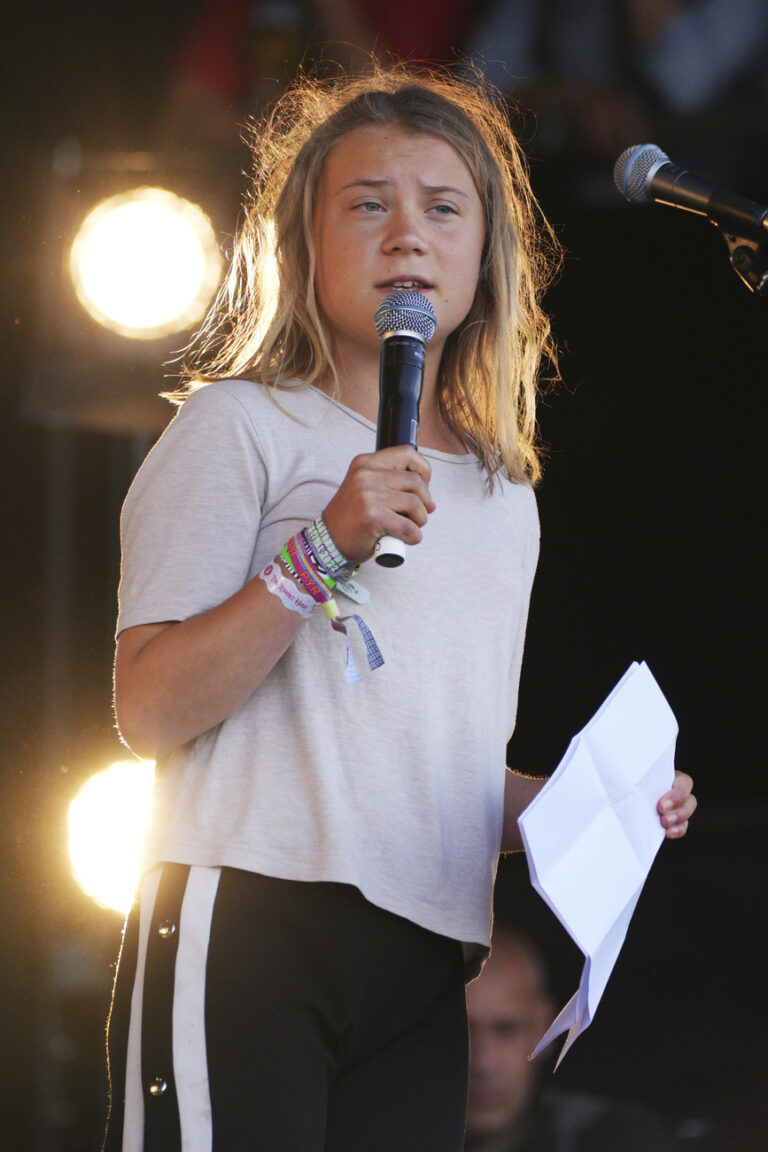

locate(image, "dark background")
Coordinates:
2 4 765 1149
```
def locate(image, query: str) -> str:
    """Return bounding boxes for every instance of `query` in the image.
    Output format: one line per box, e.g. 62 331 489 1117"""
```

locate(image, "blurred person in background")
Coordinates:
466 0 768 188
158 0 483 152
465 927 673 1152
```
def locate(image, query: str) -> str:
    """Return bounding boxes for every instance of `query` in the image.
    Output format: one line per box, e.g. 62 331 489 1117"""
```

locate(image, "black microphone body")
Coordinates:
375 334 425 453
372 289 437 568
615 144 768 237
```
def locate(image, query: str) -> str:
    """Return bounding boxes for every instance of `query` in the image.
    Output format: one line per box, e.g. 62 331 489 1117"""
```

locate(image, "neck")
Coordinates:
318 342 467 455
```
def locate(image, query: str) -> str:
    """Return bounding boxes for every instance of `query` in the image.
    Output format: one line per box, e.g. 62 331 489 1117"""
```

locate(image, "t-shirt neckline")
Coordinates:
307 384 477 465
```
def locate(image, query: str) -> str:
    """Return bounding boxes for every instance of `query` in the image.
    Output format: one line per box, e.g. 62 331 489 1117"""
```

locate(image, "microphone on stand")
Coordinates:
614 143 768 295
373 289 437 568
614 143 768 236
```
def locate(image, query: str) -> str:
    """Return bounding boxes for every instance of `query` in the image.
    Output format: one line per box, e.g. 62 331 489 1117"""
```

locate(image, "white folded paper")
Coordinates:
518 661 677 1067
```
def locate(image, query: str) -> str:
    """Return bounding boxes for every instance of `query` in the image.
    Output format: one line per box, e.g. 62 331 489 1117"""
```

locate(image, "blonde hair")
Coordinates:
177 64 560 485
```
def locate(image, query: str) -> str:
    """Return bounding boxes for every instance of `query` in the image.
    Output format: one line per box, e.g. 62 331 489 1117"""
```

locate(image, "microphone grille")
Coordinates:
374 290 437 343
614 143 669 204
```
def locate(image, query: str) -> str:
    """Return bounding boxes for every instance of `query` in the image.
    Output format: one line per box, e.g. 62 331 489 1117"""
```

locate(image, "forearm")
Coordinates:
115 446 435 760
114 571 306 760
500 769 548 852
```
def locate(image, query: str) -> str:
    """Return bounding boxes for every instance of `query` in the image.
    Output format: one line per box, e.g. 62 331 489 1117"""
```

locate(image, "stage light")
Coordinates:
30 148 242 432
69 187 222 341
68 759 155 914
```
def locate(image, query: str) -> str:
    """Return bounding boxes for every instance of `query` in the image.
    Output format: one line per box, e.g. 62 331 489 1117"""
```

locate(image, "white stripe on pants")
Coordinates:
122 865 221 1152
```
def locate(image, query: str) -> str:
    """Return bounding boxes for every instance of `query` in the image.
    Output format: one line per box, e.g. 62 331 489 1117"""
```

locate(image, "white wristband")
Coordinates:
259 562 315 619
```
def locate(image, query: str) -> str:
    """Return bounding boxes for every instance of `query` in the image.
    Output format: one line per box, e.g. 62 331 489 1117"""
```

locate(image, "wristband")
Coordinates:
283 538 334 603
279 529 384 683
259 562 315 619
304 515 359 582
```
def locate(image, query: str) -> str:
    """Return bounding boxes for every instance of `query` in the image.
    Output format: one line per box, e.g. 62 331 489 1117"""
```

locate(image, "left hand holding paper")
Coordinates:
518 661 694 1067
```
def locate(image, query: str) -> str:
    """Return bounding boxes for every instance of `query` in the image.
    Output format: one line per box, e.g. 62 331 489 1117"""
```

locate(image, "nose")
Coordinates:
382 206 427 254
469 1032 497 1076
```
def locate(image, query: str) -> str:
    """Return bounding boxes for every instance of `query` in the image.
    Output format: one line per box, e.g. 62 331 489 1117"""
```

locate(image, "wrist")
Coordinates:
305 513 359 582
258 560 315 619
272 526 384 684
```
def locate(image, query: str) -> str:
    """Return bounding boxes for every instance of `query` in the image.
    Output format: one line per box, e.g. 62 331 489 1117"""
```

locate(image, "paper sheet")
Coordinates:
518 661 677 1067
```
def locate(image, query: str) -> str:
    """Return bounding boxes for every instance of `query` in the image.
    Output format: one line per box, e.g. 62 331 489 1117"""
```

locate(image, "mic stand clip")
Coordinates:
719 227 768 298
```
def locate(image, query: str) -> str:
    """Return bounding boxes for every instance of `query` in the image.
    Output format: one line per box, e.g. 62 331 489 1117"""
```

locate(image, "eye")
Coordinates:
354 200 385 214
497 1022 523 1039
430 203 459 217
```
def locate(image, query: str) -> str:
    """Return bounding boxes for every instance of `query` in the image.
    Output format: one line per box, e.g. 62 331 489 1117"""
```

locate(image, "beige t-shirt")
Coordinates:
117 379 539 971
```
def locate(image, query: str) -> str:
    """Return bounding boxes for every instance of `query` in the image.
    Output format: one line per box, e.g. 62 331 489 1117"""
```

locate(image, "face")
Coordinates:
313 123 486 370
465 947 555 1139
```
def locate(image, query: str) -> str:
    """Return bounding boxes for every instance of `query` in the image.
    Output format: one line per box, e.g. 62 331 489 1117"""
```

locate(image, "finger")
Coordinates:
376 468 435 513
664 819 689 840
369 445 433 487
353 483 433 547
344 462 435 525
323 462 434 562
657 771 694 812
664 792 698 822
659 792 697 835
342 450 434 510
376 500 430 545
672 770 694 796
384 487 432 529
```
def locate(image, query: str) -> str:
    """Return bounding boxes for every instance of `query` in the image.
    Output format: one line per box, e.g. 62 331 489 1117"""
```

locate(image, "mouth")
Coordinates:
378 279 433 293
468 1085 505 1109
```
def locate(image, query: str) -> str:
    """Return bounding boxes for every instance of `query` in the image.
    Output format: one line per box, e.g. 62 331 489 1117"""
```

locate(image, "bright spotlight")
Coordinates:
70 187 222 340
68 759 155 914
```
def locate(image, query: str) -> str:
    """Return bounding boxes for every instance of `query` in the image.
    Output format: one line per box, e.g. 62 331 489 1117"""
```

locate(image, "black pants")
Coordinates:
104 866 469 1151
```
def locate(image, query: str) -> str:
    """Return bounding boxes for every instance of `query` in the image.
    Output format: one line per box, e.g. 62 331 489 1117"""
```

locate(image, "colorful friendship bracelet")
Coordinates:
284 536 334 603
304 514 359 583
279 529 384 683
299 531 334 584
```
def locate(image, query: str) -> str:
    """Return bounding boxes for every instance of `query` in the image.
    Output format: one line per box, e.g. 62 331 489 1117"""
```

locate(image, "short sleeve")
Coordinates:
117 385 268 634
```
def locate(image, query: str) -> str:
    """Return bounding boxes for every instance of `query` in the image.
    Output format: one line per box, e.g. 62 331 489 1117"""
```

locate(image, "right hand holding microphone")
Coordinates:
323 446 435 567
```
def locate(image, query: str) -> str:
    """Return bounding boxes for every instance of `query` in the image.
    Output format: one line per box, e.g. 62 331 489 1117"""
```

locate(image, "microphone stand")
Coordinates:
720 228 768 298
707 203 768 297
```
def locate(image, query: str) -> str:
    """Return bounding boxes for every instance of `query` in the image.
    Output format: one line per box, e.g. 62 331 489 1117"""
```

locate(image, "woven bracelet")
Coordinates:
280 530 383 683
305 515 359 582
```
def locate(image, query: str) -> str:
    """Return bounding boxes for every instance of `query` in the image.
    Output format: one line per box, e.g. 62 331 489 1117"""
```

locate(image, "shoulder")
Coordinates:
122 382 280 520
176 378 271 427
174 379 342 442
543 1089 671 1150
182 378 328 418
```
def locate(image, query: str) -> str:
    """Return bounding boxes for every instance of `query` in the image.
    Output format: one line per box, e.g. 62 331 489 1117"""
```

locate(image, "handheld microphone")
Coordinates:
373 289 437 568
614 143 768 238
